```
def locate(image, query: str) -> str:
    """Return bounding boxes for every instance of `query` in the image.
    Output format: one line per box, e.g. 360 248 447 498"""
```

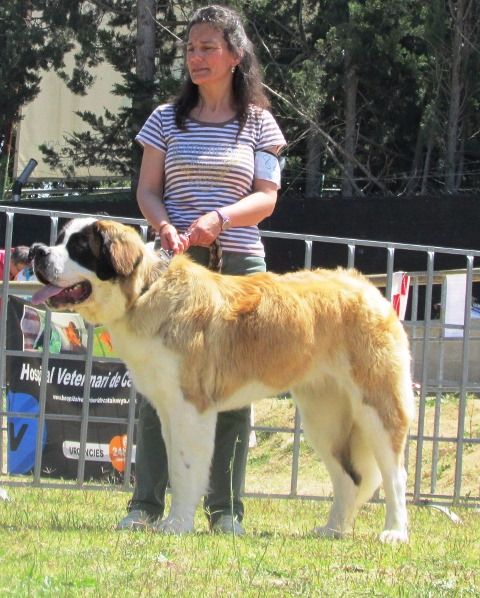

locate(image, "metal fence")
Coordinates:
1 205 479 507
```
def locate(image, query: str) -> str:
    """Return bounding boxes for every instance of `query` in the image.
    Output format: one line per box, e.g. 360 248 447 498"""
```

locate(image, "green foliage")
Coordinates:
0 0 105 132
3 0 480 195
38 0 188 180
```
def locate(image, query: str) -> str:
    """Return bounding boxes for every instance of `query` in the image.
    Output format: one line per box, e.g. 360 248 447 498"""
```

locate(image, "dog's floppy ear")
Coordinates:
92 221 143 280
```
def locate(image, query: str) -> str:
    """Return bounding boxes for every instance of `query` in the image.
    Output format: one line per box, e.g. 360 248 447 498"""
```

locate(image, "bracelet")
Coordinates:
158 222 171 234
214 209 232 231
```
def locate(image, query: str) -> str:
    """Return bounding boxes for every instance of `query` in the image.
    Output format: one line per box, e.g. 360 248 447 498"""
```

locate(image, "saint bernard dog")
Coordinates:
30 218 414 543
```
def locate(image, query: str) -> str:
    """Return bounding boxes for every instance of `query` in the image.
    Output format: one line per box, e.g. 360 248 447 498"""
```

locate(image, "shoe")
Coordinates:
211 514 245 536
116 509 158 531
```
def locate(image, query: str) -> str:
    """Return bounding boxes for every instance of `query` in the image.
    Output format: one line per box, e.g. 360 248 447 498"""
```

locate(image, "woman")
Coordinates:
118 4 286 534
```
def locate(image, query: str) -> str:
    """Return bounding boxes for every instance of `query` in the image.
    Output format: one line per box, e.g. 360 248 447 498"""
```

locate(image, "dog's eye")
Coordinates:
67 232 89 254
66 232 96 270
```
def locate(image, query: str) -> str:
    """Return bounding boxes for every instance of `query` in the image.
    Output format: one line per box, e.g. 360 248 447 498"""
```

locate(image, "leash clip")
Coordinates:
158 248 174 262
153 235 174 264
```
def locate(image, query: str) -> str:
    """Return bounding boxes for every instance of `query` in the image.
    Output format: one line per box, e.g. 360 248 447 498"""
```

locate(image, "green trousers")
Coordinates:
128 248 266 524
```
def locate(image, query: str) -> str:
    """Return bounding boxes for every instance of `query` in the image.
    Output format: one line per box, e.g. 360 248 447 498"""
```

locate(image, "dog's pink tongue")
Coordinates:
31 284 63 306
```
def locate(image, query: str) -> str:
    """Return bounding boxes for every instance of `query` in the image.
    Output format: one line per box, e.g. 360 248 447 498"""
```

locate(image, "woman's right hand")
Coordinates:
159 223 190 254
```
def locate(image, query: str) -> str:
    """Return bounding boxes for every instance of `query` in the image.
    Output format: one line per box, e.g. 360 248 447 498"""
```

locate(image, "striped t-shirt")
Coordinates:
136 103 286 256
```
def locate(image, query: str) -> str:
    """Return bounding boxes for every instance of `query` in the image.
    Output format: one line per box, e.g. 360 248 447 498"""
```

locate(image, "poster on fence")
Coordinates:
5 296 137 482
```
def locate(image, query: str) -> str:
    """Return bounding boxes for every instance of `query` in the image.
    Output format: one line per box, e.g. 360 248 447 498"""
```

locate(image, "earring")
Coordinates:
231 66 236 73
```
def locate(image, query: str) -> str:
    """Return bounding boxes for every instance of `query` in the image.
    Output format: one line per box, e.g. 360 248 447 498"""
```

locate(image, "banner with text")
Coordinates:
5 296 137 481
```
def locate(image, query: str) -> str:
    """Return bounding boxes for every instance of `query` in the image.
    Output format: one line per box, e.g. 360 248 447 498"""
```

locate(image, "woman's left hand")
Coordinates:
183 211 222 247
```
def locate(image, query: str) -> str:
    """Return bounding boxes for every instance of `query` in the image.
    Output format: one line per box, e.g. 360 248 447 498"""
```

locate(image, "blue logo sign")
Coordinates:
7 392 47 474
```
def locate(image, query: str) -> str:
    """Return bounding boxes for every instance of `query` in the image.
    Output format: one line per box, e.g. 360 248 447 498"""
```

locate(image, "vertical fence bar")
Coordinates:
289 239 314 496
76 323 95 485
140 224 149 241
289 407 302 498
304 240 313 270
430 282 447 494
0 212 14 389
453 255 474 500
385 247 395 301
33 312 53 484
122 385 137 491
413 251 435 502
404 277 419 481
33 216 59 484
409 278 420 373
0 211 14 475
347 244 356 269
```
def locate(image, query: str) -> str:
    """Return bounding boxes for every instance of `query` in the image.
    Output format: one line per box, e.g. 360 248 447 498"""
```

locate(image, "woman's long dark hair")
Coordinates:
174 5 270 133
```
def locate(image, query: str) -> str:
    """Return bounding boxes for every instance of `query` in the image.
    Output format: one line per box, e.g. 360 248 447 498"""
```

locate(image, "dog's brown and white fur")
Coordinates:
31 218 414 542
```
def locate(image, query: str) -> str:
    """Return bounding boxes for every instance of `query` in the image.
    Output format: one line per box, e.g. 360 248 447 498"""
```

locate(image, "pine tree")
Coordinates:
38 0 194 190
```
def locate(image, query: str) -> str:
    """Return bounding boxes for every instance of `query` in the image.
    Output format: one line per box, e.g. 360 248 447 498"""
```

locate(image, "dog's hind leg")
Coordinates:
152 395 217 534
349 428 382 517
293 382 362 539
312 447 360 539
358 404 409 544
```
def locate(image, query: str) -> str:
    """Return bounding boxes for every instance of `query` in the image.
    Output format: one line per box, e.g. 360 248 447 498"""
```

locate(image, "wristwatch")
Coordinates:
215 209 232 231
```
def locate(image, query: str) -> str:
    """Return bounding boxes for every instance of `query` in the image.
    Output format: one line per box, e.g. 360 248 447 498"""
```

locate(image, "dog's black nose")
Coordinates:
29 243 48 262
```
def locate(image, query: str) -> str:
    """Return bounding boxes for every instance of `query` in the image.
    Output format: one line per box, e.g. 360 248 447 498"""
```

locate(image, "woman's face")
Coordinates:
186 23 239 87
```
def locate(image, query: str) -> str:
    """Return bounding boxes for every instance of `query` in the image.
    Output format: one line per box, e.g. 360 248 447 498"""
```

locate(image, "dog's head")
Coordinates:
30 218 153 324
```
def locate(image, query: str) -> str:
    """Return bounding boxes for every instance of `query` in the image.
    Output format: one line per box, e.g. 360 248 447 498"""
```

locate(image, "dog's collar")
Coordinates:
159 248 174 262
139 248 173 297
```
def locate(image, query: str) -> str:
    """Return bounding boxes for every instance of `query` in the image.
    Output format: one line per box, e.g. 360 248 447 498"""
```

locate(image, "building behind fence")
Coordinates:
1 205 479 507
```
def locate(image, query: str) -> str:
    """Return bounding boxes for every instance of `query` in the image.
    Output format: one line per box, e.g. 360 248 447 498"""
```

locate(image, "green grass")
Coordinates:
0 487 478 597
0 395 478 596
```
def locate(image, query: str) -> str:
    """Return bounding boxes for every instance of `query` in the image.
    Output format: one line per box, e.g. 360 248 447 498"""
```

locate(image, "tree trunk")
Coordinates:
0 122 14 200
136 0 156 84
342 57 358 197
445 0 466 192
132 0 157 194
305 128 323 198
404 127 423 195
421 130 435 195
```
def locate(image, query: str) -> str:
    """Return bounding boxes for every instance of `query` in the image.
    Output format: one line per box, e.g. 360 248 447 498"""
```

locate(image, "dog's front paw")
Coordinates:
313 525 345 539
152 516 194 535
379 529 409 544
